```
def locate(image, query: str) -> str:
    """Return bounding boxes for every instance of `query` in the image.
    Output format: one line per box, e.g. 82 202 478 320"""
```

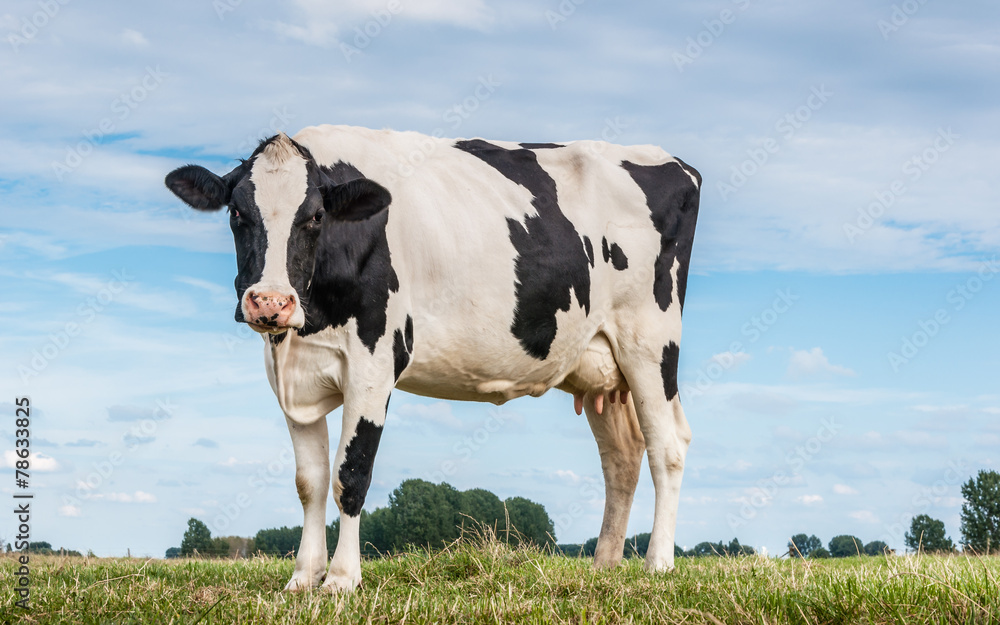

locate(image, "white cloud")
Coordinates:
861 431 884 447
59 505 81 517
394 401 463 429
833 484 859 495
121 28 149 46
553 469 581 484
3 450 60 472
174 276 231 302
79 490 157 503
726 390 798 416
711 350 751 369
912 404 969 414
849 510 879 523
974 433 1000 447
788 347 855 378
681 495 716 504
38 270 198 318
797 494 823 505
893 430 948 449
0 231 67 259
732 459 752 471
267 0 493 47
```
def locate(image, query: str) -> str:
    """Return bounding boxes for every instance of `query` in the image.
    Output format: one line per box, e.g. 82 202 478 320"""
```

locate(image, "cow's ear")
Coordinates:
165 165 234 211
323 179 391 222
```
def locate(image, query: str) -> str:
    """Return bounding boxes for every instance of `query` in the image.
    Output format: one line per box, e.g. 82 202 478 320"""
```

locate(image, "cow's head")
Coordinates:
165 133 391 335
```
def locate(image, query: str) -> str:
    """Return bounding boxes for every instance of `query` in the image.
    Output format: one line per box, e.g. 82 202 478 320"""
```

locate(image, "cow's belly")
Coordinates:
395 305 617 404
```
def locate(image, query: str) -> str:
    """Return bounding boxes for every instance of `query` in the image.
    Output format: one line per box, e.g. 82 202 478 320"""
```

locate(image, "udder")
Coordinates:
559 333 630 415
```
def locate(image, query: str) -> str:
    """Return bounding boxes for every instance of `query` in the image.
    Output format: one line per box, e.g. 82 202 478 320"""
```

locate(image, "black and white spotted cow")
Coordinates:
165 126 700 592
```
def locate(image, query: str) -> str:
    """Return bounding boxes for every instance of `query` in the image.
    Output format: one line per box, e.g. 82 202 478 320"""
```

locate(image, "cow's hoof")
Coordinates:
643 556 676 573
283 572 323 592
592 556 623 570
320 572 361 594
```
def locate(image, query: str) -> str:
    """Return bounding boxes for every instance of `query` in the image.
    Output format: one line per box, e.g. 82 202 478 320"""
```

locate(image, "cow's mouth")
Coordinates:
247 320 292 335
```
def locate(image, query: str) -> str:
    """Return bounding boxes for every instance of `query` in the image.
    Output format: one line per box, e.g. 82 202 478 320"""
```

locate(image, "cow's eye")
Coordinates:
311 209 324 224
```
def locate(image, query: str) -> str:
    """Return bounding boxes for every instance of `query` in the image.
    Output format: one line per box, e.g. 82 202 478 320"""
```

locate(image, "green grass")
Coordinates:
3 536 1000 624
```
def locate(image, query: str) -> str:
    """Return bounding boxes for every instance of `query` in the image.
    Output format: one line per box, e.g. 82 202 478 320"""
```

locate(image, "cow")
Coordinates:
165 126 700 592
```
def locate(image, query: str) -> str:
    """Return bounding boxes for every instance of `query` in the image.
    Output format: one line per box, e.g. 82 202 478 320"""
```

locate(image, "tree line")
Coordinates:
2 541 84 557
167 479 555 559
166 469 1000 559
558 535 756 558
784 471 1000 557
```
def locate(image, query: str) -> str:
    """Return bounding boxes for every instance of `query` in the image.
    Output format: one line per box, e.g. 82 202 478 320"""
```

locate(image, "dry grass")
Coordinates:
2 534 1000 624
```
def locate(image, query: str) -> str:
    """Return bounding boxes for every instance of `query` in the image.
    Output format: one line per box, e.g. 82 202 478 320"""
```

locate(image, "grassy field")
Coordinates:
2 536 999 624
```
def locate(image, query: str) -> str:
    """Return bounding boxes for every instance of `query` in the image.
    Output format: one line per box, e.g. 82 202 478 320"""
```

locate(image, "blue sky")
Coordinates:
1 0 998 558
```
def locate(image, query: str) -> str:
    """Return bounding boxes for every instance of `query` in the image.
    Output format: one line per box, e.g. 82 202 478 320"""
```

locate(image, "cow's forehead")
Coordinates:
245 136 311 292
249 144 310 224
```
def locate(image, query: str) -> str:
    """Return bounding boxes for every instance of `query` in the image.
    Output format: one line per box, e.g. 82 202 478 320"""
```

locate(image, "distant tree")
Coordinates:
253 481 555 556
810 547 831 559
905 514 955 553
254 526 302 557
828 535 864 558
24 542 80 556
27 541 53 553
863 540 890 556
960 470 1000 554
209 537 231 558
583 537 598 556
674 544 686 558
180 518 214 557
216 536 255 558
788 534 822 558
165 547 181 559
689 541 724 557
625 533 651 558
253 523 338 558
385 479 462 549
459 488 505 532
360 508 390 556
503 497 555 547
724 538 755 556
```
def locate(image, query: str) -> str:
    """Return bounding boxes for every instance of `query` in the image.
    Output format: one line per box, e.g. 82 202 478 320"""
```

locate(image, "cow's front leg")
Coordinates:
322 394 387 593
283 415 331 591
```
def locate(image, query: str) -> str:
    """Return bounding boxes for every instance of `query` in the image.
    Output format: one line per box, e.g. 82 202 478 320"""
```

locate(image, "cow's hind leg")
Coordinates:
583 394 645 568
619 347 691 572
284 416 331 591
